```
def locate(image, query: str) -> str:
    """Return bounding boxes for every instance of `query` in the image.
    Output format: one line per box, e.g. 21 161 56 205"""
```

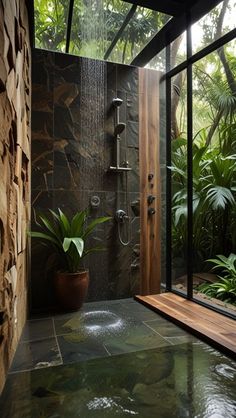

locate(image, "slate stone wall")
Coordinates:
0 0 31 393
31 49 140 311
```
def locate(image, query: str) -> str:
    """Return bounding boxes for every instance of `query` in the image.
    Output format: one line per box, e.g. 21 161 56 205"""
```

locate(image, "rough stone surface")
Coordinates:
0 0 31 393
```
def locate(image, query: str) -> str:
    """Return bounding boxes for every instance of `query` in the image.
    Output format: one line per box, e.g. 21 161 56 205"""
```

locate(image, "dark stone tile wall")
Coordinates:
31 49 140 311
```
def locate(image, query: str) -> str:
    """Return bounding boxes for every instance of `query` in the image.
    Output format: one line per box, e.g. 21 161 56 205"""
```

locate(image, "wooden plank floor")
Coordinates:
135 293 236 358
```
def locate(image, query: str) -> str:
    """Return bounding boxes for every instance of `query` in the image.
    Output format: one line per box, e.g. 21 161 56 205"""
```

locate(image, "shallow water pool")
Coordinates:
0 341 235 417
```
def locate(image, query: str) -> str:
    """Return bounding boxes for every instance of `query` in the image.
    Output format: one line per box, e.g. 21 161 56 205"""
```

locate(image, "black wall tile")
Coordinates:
31 139 53 190
127 121 139 148
116 65 138 93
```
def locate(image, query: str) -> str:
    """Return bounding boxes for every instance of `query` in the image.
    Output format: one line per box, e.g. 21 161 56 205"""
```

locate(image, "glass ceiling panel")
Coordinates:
34 0 171 65
108 5 171 65
192 0 236 55
34 0 69 52
70 0 132 60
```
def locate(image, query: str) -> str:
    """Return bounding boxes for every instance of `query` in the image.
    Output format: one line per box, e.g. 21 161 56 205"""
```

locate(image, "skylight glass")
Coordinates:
34 0 69 52
34 0 171 65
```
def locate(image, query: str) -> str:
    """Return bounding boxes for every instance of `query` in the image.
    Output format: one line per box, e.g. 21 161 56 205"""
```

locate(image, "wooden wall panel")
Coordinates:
0 0 31 393
139 68 161 295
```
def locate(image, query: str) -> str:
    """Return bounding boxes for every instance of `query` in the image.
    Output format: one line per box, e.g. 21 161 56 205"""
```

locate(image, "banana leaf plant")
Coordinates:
29 209 111 273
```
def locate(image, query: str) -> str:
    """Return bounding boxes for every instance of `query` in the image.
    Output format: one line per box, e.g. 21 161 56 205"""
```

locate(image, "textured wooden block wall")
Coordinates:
0 0 31 393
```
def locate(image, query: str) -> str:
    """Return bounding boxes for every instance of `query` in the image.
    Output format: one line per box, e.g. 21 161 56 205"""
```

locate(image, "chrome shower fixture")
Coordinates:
109 97 132 173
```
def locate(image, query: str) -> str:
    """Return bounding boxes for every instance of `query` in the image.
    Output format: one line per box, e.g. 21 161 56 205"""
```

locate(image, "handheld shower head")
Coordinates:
114 122 126 136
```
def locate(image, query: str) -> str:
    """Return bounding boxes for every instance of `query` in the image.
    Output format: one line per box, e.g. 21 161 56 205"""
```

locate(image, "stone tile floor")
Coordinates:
10 298 198 373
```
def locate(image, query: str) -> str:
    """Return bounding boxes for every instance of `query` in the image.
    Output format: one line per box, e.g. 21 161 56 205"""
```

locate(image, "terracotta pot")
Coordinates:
54 270 89 311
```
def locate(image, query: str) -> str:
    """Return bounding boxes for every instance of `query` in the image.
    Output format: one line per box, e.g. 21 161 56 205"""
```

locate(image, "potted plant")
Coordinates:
29 208 111 311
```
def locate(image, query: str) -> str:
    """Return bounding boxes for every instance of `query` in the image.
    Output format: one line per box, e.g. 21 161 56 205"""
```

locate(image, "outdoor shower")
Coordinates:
109 97 132 245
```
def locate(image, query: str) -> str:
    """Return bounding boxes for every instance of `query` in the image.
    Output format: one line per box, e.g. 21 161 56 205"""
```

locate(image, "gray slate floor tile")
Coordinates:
10 337 62 373
20 318 54 342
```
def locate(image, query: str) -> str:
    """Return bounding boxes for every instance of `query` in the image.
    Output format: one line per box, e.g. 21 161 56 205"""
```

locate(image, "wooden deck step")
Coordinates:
135 293 236 359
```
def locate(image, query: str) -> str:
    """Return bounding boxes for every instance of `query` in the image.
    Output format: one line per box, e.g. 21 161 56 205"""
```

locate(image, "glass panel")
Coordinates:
170 32 186 69
34 0 69 52
70 0 114 59
146 48 166 72
147 32 186 72
192 0 236 55
35 0 171 64
192 38 236 316
170 69 188 294
108 6 170 65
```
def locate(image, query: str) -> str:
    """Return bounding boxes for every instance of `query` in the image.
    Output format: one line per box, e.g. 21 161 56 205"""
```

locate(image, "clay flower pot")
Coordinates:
55 270 89 311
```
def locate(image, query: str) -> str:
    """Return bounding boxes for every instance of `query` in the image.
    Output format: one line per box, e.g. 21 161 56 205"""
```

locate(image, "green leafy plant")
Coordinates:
198 254 236 305
170 137 236 269
29 209 111 273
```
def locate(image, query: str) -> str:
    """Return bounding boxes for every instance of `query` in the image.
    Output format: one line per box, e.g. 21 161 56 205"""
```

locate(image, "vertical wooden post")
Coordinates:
139 68 161 295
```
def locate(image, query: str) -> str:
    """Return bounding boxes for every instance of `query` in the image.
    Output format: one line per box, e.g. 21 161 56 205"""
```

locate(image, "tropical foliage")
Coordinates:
29 209 111 273
170 1 236 305
170 138 236 270
198 254 236 305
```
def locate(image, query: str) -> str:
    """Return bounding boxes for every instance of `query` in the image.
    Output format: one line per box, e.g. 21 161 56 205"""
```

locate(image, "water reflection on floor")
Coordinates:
0 342 236 417
9 298 197 373
1 299 236 417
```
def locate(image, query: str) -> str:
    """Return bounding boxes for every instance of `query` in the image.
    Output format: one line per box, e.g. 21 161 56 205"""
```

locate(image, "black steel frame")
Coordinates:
165 44 172 292
131 0 223 67
165 21 236 320
26 0 35 48
66 0 75 53
104 4 137 60
186 17 193 300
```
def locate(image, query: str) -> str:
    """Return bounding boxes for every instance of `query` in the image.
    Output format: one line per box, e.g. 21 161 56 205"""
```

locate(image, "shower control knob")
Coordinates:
148 208 156 216
147 195 156 205
90 195 100 208
116 209 128 223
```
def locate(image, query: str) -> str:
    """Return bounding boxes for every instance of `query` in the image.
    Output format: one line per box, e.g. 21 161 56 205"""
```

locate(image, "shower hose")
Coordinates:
117 218 131 246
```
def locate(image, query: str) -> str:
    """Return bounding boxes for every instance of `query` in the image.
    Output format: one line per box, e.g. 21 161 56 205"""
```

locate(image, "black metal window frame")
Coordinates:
30 0 223 67
165 23 236 320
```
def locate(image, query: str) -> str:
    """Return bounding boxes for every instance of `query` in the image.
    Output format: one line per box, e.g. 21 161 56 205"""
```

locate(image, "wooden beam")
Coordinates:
139 69 161 295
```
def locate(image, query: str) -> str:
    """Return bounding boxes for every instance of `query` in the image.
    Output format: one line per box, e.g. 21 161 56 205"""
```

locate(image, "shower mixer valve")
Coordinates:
116 209 129 223
148 208 156 216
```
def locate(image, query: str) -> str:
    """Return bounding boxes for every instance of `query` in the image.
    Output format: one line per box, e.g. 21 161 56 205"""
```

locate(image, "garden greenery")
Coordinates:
198 254 236 305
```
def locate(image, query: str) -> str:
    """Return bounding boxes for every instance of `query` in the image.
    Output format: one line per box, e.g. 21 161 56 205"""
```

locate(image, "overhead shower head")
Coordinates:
112 97 123 107
114 122 126 136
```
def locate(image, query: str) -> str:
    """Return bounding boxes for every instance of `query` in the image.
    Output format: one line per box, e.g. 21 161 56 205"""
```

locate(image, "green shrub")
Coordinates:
198 254 236 305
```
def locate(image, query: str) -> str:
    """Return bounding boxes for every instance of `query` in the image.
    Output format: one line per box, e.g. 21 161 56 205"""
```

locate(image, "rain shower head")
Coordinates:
114 122 126 136
113 97 123 107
